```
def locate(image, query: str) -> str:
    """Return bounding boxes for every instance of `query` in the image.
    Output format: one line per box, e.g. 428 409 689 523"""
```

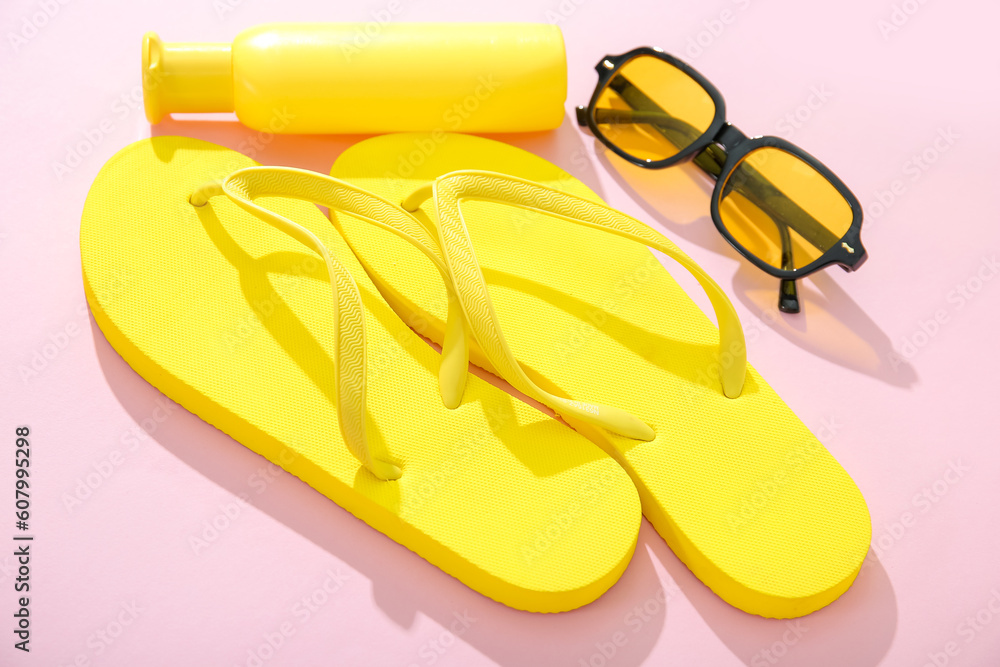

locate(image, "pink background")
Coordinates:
2 0 999 665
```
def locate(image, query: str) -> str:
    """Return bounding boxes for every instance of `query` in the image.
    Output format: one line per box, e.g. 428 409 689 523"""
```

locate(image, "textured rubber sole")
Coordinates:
80 136 641 613
330 132 872 618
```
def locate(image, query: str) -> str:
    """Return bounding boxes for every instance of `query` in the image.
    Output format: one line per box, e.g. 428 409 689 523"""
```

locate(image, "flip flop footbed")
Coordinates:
81 136 641 612
329 132 871 618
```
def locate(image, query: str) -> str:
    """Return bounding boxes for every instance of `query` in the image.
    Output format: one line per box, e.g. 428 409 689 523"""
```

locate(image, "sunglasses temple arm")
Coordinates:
707 150 801 313
612 78 706 148
729 164 841 251
715 165 806 313
595 79 842 253
779 278 800 313
581 80 818 313
585 74 840 250
776 221 800 313
706 152 801 313
584 75 706 149
585 77 727 179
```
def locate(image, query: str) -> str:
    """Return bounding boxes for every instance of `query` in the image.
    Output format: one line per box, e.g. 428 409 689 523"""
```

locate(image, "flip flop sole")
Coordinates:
81 136 641 612
330 132 871 618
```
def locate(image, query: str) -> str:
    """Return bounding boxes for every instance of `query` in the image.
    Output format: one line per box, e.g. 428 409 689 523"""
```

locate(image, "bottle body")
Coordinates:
143 23 567 134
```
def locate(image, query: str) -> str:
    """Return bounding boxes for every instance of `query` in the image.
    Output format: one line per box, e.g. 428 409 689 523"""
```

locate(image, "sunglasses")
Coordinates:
576 47 867 313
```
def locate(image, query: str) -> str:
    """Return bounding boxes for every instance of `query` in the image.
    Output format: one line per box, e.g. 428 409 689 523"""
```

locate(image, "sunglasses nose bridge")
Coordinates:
713 123 749 150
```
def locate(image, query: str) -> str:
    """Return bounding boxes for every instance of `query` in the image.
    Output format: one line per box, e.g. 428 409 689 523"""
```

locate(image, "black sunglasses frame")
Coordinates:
577 46 867 313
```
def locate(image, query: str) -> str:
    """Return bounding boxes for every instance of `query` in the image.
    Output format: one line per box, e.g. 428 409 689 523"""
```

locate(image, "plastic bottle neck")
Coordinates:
142 32 234 123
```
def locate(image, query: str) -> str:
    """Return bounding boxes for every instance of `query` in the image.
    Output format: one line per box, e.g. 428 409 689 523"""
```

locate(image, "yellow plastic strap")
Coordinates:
211 166 470 408
405 170 747 440
190 167 472 480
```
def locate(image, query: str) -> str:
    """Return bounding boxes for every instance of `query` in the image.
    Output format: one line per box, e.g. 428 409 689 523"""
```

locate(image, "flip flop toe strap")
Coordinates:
405 170 748 441
191 166 474 480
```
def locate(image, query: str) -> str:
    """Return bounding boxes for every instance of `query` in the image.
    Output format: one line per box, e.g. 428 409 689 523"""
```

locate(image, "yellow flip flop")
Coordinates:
80 136 642 613
329 132 871 618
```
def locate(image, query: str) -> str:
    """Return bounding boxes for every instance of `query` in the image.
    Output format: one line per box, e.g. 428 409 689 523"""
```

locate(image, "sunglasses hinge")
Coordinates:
713 123 749 150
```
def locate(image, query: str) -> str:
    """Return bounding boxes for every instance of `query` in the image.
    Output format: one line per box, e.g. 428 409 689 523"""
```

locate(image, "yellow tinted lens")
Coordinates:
593 54 716 162
718 147 853 270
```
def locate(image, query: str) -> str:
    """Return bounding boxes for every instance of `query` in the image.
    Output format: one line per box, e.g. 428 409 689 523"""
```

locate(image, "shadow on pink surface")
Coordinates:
151 116 372 175
149 113 610 202
89 315 897 666
592 145 917 390
657 540 896 666
119 115 897 666
157 113 911 393
88 318 668 666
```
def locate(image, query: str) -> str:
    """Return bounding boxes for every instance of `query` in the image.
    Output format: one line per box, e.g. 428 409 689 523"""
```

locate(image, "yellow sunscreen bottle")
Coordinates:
142 23 567 134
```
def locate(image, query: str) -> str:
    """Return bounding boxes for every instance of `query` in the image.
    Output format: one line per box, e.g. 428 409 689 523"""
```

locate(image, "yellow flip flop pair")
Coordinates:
81 133 870 618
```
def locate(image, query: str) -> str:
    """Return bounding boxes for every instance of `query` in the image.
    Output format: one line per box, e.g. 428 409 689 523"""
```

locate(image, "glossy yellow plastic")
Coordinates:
142 33 233 123
192 165 473 412
396 171 749 441
142 23 567 133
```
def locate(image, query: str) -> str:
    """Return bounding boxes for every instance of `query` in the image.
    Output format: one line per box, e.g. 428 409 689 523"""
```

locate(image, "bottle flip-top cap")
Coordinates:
142 32 234 124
